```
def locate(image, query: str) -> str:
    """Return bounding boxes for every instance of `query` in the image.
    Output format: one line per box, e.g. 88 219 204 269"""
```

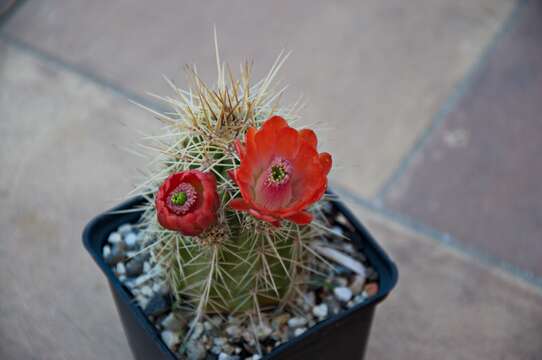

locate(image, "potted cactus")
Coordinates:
83 49 397 360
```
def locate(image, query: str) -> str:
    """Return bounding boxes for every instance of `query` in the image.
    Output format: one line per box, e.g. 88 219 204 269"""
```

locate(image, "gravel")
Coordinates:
105 210 380 359
144 293 171 317
333 287 353 302
312 303 328 319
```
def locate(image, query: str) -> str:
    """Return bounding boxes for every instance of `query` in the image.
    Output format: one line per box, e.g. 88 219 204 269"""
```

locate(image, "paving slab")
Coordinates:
341 200 542 360
0 40 161 360
2 0 517 196
384 0 542 277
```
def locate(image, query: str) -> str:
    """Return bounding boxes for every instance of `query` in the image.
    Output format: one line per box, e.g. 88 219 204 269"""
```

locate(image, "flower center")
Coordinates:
167 182 197 215
171 191 187 206
266 158 292 186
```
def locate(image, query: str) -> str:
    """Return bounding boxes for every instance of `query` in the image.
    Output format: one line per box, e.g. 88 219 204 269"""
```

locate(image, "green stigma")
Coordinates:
271 165 287 182
171 191 187 206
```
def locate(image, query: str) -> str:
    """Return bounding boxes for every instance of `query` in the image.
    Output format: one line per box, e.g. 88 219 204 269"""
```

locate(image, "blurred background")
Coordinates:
1 0 541 359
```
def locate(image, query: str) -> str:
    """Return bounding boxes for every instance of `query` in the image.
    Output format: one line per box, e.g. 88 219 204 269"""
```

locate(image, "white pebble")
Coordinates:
294 327 306 337
118 224 132 235
161 330 179 350
225 325 242 338
333 287 352 302
140 286 153 297
152 283 161 293
102 245 111 257
161 313 184 332
218 353 240 360
108 232 122 244
116 262 126 275
124 233 137 248
143 261 151 273
312 303 328 319
287 317 307 328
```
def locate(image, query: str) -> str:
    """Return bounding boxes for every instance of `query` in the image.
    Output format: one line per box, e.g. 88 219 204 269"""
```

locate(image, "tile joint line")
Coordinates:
374 0 529 203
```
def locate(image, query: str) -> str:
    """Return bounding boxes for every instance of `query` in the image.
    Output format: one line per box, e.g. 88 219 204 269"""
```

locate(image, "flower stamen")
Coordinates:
167 182 197 215
266 158 292 186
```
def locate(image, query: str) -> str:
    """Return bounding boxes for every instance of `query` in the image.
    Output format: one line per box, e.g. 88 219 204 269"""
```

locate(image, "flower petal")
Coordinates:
229 198 251 210
319 152 332 175
299 129 317 148
286 211 313 225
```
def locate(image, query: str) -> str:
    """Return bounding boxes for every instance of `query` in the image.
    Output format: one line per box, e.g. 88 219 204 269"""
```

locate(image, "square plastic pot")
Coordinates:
83 195 398 360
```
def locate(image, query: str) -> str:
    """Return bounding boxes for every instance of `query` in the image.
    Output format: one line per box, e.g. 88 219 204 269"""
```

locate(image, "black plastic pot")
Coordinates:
83 196 398 360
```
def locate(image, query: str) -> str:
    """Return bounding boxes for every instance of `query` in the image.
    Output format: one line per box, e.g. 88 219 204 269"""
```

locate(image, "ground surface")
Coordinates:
1 0 541 359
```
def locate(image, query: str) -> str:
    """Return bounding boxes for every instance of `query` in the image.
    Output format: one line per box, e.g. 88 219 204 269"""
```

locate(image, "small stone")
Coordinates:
241 330 255 346
124 232 138 249
210 316 223 327
136 295 149 308
186 338 206 360
218 353 240 360
287 317 307 329
191 322 204 340
330 226 343 238
271 313 290 330
293 327 306 337
334 277 348 287
125 258 144 277
363 282 379 297
254 323 272 340
105 244 125 265
118 224 132 236
108 232 122 244
225 325 242 339
115 262 126 276
341 243 355 254
102 245 111 258
312 303 328 319
161 330 179 350
213 337 227 347
350 275 366 294
333 287 352 302
133 273 153 287
140 285 153 297
161 313 185 332
143 261 151 273
144 294 170 317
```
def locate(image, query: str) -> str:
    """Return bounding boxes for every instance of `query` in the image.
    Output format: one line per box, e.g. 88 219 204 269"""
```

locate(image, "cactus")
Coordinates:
133 48 332 326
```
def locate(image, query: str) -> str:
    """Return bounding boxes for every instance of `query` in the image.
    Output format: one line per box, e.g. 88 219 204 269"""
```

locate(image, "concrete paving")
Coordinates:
384 0 542 278
2 0 516 196
347 202 542 360
1 0 541 359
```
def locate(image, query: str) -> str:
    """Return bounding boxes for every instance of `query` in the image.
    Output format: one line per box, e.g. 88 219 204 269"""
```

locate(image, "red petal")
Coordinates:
319 152 332 175
262 116 288 132
234 140 246 159
229 198 251 210
299 129 317 148
248 208 279 224
286 211 313 225
275 127 300 159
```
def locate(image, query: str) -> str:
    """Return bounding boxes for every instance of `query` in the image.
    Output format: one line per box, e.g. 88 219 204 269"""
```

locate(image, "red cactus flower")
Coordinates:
229 115 332 226
156 170 219 236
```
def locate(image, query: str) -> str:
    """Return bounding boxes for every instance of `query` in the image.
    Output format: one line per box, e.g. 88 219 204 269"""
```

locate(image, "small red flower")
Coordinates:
229 116 332 226
156 170 219 236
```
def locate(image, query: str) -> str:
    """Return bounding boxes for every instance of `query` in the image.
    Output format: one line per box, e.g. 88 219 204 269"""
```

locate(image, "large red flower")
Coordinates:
229 116 332 226
156 170 219 236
